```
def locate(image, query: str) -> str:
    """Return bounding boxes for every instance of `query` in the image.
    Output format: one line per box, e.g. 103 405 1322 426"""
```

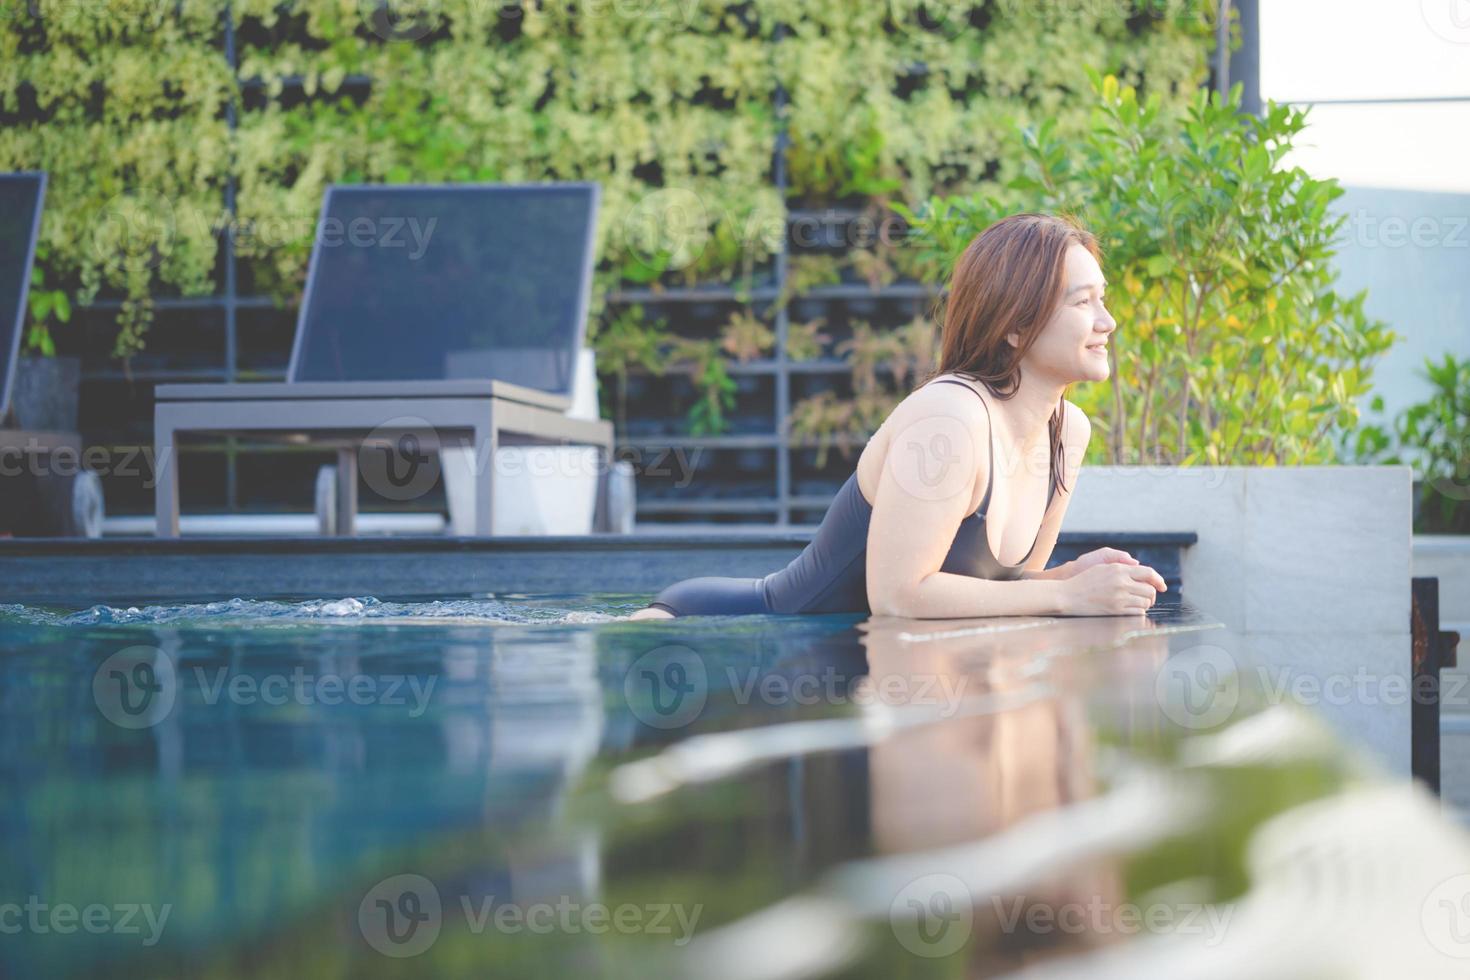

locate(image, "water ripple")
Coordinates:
0 596 629 627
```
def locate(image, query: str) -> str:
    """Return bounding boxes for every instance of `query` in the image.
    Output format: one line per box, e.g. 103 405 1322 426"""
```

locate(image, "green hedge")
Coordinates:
1 0 1214 364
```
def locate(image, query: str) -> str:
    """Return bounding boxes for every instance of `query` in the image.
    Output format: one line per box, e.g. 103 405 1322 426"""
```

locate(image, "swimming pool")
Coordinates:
2 595 1465 977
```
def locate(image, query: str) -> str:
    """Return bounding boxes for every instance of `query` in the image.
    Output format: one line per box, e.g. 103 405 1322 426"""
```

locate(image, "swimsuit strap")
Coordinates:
927 378 997 515
927 377 1062 518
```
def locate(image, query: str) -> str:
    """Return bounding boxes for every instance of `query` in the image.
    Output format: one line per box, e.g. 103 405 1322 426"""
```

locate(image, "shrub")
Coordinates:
904 74 1399 466
1351 354 1470 533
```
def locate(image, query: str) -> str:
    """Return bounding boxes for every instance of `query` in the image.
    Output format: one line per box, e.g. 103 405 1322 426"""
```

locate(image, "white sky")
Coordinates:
1261 0 1470 193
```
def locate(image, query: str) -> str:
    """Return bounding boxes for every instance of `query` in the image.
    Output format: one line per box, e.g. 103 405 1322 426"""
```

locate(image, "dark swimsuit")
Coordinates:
647 379 1061 616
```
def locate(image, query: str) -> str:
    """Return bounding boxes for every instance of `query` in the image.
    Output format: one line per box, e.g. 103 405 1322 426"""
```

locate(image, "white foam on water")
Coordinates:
0 596 631 627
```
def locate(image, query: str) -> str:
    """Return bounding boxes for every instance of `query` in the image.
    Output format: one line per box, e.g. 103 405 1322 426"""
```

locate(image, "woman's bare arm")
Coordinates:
864 388 1074 619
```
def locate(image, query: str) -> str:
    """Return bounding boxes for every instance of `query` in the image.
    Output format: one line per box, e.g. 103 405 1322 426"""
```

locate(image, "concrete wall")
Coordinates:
1331 186 1470 424
1413 536 1470 629
1061 465 1415 775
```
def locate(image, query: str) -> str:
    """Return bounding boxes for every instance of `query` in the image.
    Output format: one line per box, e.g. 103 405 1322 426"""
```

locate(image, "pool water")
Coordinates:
1 596 1466 978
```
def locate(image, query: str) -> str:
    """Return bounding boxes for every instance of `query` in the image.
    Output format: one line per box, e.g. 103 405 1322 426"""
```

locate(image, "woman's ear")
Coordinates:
1005 332 1020 348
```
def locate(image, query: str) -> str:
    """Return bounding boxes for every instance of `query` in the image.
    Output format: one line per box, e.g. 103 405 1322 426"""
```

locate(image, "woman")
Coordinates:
630 212 1167 620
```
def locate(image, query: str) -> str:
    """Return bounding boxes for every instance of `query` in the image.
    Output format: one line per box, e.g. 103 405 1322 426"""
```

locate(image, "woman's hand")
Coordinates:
1053 547 1145 579
1056 560 1167 616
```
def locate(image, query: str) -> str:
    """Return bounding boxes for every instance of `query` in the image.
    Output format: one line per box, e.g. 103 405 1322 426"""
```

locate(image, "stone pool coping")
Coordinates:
0 530 1195 603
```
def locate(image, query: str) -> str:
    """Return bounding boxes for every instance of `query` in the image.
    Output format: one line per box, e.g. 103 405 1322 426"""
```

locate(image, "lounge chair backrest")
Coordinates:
0 172 46 421
287 183 600 399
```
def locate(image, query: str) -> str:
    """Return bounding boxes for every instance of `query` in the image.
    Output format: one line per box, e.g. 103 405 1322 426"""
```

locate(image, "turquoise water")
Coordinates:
1 596 1464 978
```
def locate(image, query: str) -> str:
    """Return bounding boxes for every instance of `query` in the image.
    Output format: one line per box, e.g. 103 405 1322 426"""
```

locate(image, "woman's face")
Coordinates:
1013 242 1116 384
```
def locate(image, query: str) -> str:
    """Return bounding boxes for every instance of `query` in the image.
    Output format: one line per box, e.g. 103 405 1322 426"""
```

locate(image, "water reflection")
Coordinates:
4 599 1467 978
671 609 1219 977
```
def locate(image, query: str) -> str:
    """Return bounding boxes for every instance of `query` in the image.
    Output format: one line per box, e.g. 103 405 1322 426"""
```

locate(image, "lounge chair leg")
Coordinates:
335 447 358 537
439 437 475 536
154 413 180 538
473 421 497 536
592 441 612 533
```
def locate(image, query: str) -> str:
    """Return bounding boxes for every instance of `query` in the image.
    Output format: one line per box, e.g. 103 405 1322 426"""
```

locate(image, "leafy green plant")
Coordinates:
788 320 902 465
837 113 902 201
789 312 942 464
785 317 831 362
24 251 70 357
1 4 234 359
0 0 1216 510
891 229 947 284
906 73 1398 466
887 314 943 388
776 253 843 314
789 387 898 468
3 1 1210 368
1350 354 1470 533
789 390 855 468
588 304 668 434
837 320 900 404
672 337 738 437
849 244 897 292
719 310 775 363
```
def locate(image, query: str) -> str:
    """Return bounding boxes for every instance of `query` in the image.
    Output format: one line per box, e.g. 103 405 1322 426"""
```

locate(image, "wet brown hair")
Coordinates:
920 212 1100 496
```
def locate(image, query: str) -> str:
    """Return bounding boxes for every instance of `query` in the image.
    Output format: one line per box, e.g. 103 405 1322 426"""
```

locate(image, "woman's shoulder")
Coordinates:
862 375 992 474
894 374 993 431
